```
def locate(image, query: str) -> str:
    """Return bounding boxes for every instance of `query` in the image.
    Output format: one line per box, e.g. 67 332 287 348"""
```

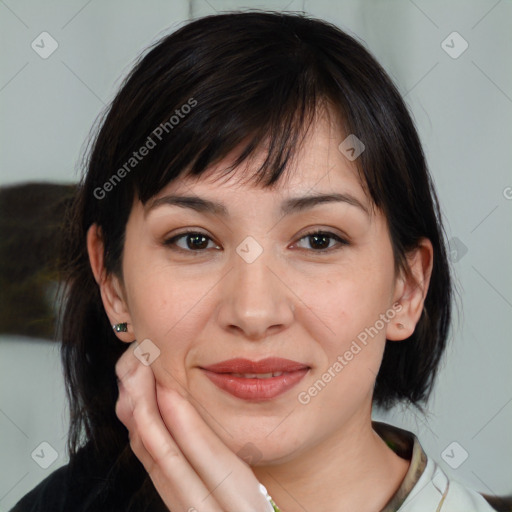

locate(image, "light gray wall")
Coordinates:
1 0 511 510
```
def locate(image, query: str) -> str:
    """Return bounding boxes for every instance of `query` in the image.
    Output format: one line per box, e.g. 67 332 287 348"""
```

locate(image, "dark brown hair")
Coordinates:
60 10 452 474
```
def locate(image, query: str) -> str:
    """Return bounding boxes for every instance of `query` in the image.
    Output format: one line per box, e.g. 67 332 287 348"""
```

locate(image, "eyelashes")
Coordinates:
164 231 220 252
163 229 349 254
294 229 349 251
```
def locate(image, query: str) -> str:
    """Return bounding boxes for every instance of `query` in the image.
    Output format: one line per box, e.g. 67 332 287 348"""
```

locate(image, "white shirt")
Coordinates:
398 455 498 511
372 421 507 511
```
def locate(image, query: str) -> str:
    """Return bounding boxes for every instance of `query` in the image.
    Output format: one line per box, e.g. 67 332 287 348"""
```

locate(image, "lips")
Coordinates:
200 357 310 401
201 357 309 374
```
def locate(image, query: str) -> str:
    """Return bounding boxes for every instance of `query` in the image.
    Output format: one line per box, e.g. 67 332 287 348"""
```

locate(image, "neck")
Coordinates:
252 407 410 512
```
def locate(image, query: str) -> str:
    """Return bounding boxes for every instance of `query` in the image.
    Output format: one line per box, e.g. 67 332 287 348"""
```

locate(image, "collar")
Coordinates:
371 421 505 512
372 421 429 511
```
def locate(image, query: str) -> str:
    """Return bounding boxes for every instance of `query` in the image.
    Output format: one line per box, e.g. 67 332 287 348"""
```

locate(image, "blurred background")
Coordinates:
0 0 511 509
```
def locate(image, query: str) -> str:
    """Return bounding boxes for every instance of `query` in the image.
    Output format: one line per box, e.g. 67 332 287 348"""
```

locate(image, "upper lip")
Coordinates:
200 357 309 374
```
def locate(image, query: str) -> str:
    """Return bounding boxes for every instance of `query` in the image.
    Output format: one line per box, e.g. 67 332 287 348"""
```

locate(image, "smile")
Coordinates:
200 357 310 401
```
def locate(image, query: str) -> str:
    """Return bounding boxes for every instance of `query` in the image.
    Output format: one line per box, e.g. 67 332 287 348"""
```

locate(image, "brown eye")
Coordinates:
294 230 349 252
164 231 220 252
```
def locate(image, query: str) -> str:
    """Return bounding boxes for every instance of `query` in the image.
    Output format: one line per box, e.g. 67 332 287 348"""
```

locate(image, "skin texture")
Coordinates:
88 111 433 511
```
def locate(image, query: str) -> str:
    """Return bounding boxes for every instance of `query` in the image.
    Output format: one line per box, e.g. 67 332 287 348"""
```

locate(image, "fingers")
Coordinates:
115 343 273 512
115 344 223 512
157 386 274 512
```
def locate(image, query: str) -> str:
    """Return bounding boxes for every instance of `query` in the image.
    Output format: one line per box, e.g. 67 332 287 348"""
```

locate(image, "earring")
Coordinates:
113 322 128 333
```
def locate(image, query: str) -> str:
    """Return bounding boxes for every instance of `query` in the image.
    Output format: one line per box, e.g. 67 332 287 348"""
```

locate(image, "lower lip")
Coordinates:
201 369 309 401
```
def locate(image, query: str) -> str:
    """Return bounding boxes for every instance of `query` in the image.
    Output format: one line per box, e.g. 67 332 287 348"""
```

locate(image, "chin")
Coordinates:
210 419 305 465
232 438 301 466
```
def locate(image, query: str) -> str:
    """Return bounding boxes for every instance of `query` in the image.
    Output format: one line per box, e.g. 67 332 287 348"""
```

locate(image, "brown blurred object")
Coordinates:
0 182 76 340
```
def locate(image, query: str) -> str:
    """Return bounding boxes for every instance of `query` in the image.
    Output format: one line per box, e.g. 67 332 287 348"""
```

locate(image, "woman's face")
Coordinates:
112 113 408 464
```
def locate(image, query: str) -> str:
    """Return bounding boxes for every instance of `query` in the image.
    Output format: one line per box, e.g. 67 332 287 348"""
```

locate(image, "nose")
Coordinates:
216 242 295 341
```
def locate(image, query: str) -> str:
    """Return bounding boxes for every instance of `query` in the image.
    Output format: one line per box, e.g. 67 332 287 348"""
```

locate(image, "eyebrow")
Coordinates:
147 192 369 217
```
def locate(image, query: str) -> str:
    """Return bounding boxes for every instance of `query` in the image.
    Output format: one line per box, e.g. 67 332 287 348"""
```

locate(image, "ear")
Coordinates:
386 238 433 341
86 224 134 343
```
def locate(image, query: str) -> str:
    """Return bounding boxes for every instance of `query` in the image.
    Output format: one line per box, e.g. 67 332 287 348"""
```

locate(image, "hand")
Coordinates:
115 342 276 512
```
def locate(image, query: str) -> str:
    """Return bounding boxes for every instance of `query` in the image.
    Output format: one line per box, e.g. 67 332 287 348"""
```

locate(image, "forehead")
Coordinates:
152 111 368 205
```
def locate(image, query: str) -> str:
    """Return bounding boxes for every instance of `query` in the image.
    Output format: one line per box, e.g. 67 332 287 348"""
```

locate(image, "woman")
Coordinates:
11 10 507 512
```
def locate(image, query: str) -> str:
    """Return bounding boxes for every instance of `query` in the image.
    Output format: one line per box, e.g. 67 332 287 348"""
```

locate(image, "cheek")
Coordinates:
123 261 230 389
292 265 391 397
296 292 388 429
294 267 390 350
124 257 211 335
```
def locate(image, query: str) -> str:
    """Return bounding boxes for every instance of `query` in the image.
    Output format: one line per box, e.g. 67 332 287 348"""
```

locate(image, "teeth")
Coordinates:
231 372 285 379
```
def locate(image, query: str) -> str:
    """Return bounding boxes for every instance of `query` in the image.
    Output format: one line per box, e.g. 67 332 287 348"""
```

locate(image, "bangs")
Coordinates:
95 13 345 205
138 70 323 200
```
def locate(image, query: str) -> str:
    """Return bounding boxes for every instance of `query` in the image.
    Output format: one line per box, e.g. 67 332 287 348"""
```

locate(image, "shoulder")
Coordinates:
373 421 511 512
445 479 512 512
9 461 78 512
9 442 166 512
9 443 118 512
399 456 511 511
